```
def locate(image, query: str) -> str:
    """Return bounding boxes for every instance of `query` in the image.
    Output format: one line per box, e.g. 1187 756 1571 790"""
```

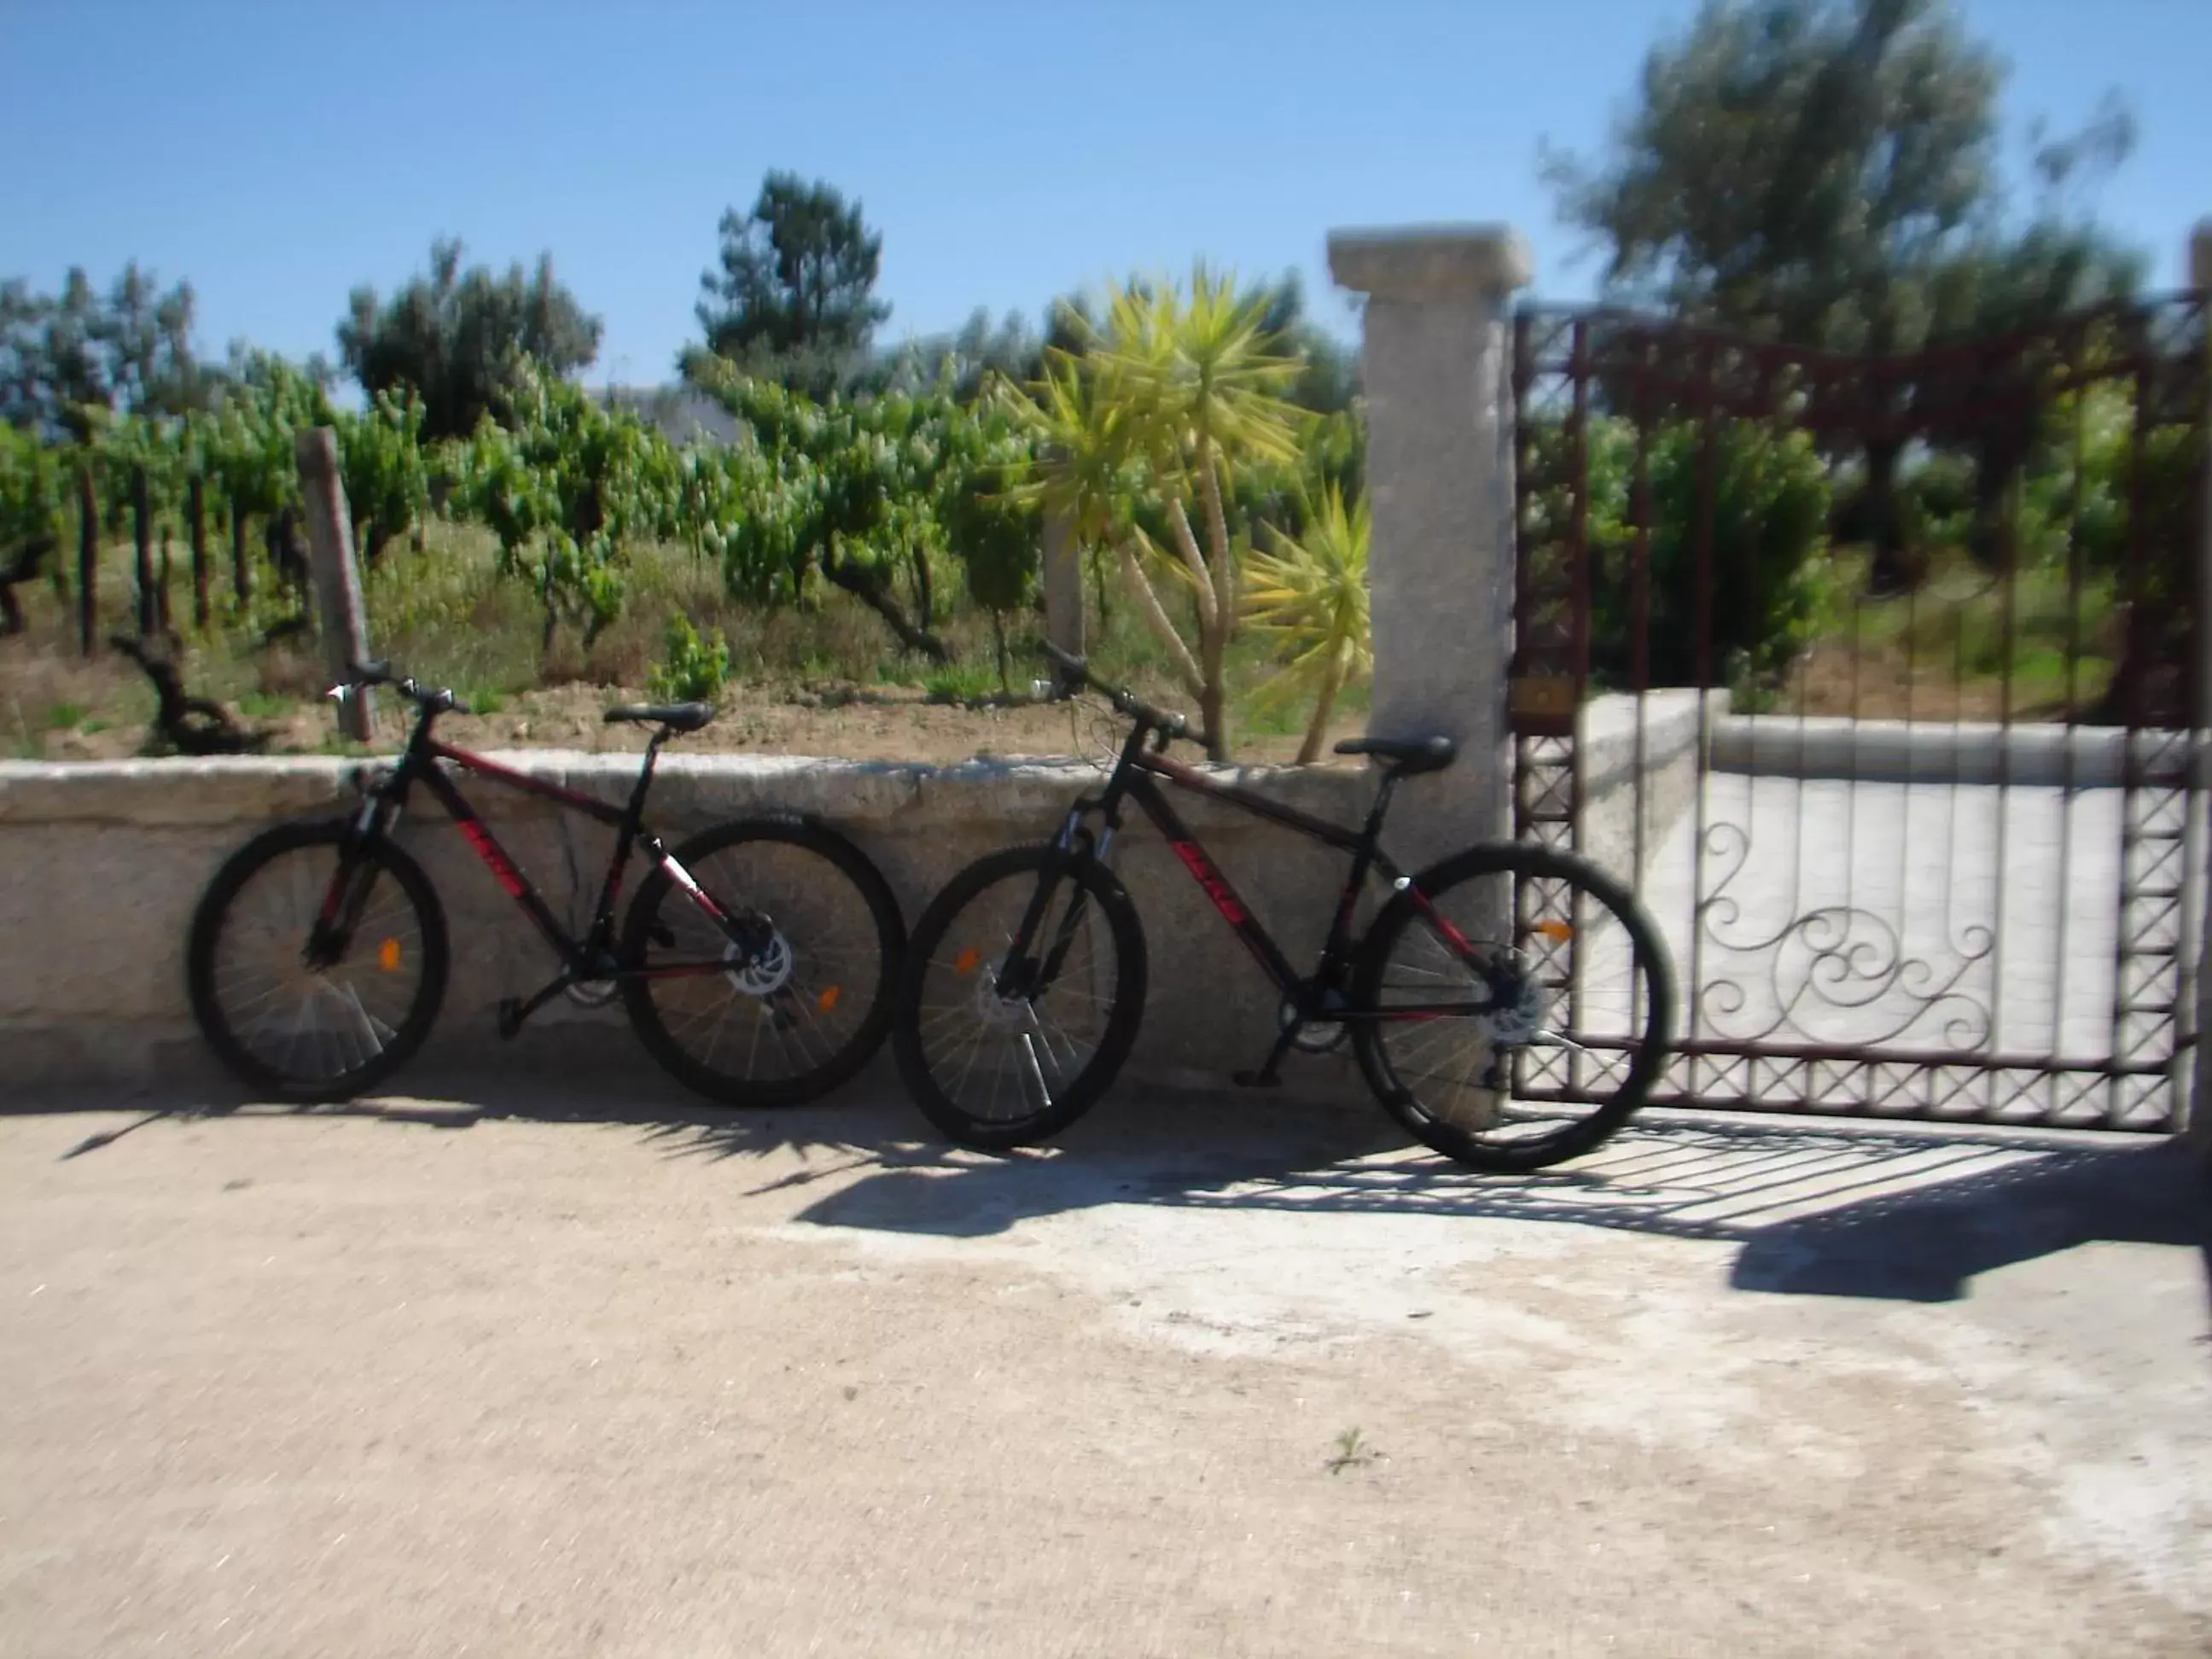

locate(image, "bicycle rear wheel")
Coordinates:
1351 842 1674 1173
890 841 1147 1150
186 820 449 1102
620 817 905 1107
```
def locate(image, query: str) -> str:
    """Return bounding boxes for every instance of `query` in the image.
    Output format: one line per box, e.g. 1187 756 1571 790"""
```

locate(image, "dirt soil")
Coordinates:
9 651 1360 769
3 1080 2207 1658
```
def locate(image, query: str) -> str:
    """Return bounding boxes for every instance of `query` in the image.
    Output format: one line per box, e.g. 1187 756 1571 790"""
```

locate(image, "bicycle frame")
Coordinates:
317 707 754 1026
1023 718 1497 1056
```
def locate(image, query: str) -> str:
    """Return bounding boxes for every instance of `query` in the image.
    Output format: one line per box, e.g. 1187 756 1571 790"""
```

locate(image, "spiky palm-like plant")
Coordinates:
1243 485 1371 764
1089 266 1306 759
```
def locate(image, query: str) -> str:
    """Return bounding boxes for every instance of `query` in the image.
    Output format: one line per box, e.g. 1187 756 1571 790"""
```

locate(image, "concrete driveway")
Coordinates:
3 1075 2208 1656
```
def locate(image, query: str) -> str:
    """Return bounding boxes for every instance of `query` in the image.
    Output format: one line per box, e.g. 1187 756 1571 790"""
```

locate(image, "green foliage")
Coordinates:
457 363 676 648
1545 0 2143 358
1243 484 1371 763
0 424 67 554
340 239 603 441
648 613 732 704
1059 264 1309 756
688 368 1042 659
920 659 1001 704
202 357 328 521
337 389 430 563
92 410 189 524
1526 415 1837 694
2 263 202 437
932 399 1040 615
690 172 891 400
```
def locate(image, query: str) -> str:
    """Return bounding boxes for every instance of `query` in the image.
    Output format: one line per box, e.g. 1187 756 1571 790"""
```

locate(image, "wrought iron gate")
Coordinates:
1508 294 2209 1131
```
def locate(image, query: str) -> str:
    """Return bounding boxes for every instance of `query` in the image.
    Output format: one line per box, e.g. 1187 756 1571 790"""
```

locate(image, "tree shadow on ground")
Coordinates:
20 1062 2208 1312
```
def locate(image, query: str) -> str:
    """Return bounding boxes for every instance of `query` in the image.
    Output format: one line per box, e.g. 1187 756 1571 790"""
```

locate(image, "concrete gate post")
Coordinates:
1326 224 1532 872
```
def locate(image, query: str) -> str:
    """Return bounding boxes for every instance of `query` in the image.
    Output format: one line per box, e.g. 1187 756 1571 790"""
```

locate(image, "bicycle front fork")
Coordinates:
998 818 1110 1002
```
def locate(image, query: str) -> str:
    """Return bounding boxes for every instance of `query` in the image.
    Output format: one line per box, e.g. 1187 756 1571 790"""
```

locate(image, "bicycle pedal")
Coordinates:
495 997 524 1040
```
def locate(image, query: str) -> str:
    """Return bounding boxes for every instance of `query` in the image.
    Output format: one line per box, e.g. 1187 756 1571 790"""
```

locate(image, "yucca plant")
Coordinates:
1074 265 1307 758
1243 485 1371 764
999 348 1155 669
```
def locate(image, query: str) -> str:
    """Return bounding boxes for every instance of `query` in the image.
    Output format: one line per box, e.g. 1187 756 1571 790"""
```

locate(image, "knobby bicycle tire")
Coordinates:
1351 841 1674 1173
620 815 905 1108
890 841 1148 1150
186 818 451 1102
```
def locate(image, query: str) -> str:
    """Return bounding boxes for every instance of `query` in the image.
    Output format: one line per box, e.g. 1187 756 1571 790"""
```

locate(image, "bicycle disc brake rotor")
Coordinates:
972 961 1039 1029
724 928 795 997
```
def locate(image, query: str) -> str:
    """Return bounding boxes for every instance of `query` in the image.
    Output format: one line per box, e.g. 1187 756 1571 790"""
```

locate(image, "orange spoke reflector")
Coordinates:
1534 921 1575 942
954 947 981 975
817 985 842 1014
377 937 404 972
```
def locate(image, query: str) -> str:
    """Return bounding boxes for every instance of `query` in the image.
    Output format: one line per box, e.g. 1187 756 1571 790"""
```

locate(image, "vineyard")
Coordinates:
4 257 2186 769
0 272 1376 767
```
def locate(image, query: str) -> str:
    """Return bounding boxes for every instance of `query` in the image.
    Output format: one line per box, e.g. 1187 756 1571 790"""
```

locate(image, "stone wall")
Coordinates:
0 753 1352 1102
0 727 1700 1102
1710 714 2200 788
1569 690 1717 886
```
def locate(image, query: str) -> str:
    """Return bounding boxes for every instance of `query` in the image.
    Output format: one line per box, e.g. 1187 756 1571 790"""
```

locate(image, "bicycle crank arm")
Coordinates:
497 974 578 1039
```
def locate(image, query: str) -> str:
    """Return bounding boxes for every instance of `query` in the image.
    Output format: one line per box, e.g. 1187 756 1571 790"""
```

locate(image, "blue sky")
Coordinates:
5 0 2207 386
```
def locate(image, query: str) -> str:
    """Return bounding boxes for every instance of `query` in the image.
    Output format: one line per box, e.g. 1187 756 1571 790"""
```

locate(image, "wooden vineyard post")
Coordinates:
295 428 375 742
230 494 251 607
131 466 155 638
76 467 98 656
189 474 209 630
157 526 174 636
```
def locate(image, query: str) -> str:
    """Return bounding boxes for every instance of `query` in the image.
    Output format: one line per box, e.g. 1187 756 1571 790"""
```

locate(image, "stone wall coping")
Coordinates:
1326 225 1534 300
0 751 1379 829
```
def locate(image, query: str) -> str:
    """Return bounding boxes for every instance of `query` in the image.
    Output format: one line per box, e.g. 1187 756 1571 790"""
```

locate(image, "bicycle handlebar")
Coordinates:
335 660 469 717
1034 643 1212 751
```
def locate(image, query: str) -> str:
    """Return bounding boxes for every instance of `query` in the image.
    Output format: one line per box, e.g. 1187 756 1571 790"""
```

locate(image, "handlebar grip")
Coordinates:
348 659 393 686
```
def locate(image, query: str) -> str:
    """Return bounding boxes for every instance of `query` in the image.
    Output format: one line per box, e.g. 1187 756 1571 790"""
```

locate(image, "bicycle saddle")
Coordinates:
604 702 715 733
1334 735 1457 776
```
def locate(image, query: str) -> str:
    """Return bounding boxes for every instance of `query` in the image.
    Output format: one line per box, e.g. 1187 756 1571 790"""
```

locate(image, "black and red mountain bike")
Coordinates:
889 645 1674 1173
185 661 903 1106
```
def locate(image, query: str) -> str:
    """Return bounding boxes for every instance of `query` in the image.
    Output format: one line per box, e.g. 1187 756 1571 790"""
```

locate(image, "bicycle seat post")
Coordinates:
624 727 669 825
1359 765 1404 851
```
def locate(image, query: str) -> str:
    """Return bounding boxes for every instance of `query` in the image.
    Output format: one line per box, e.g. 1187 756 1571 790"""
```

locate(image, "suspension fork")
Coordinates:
993 808 1103 999
998 721 1148 998
306 764 414 968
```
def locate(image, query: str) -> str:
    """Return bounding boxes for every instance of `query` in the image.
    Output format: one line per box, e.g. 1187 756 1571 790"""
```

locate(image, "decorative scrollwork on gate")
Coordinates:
1694 823 1994 1053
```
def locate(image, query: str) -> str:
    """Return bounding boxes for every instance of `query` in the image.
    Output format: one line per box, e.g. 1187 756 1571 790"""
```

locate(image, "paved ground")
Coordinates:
3 1075 2209 1657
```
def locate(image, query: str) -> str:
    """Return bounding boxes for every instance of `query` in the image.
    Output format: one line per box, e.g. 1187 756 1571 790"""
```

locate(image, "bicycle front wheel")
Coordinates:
890 841 1147 1150
1351 842 1674 1173
185 819 449 1102
620 817 905 1108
